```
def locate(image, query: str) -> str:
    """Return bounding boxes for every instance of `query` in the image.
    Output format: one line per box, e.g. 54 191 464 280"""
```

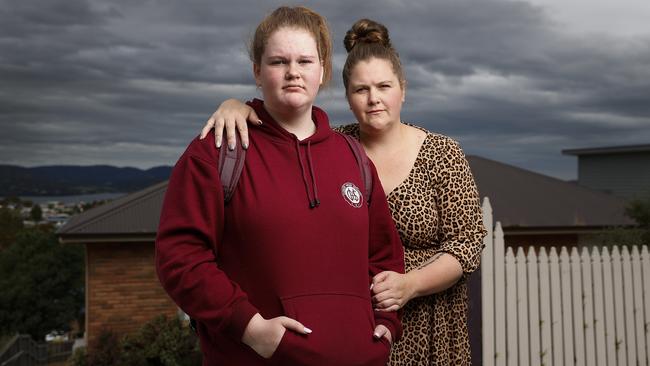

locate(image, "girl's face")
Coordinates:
254 27 323 114
346 57 405 132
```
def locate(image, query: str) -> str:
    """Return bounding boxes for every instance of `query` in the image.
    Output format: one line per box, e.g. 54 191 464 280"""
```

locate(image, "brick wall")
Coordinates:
85 242 177 348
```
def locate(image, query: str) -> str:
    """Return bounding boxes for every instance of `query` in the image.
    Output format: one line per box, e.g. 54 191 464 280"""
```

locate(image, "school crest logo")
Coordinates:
341 182 363 208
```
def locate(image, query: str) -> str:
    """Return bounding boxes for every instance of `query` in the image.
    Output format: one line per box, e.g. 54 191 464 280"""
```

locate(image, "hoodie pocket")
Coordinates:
271 292 390 366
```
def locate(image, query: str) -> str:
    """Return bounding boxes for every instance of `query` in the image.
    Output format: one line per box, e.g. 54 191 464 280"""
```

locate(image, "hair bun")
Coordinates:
343 19 391 52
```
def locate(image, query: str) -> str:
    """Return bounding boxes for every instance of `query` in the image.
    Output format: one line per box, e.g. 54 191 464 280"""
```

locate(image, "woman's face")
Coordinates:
254 27 323 113
346 57 405 132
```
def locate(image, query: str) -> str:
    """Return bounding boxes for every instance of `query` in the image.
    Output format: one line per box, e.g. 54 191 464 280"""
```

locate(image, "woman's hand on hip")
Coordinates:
371 271 416 312
242 313 311 358
199 98 260 150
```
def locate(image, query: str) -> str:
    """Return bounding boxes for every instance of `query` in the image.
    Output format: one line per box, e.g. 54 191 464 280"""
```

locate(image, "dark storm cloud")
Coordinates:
1 0 649 179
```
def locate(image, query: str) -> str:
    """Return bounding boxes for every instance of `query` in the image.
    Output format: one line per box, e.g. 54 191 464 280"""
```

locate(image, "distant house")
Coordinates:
57 155 633 346
468 155 633 247
57 182 176 349
562 143 650 200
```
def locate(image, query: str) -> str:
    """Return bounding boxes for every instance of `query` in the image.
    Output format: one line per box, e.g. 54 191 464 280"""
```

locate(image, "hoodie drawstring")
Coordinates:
306 141 320 208
295 139 320 209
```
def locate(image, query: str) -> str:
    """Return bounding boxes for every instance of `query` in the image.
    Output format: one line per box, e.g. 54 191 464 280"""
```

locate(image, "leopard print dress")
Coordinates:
337 123 486 366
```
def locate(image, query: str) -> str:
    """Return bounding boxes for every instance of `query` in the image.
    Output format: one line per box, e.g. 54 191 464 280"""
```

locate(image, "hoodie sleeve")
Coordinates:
155 135 258 341
366 160 405 342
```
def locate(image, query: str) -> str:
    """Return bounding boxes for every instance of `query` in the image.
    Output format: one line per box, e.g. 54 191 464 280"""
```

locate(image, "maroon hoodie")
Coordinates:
156 99 404 365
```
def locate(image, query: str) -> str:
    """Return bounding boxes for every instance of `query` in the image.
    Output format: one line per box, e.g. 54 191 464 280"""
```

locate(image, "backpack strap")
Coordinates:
338 132 373 205
218 134 246 204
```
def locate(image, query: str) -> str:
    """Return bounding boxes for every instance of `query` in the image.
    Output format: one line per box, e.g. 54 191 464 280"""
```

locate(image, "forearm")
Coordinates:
407 252 463 298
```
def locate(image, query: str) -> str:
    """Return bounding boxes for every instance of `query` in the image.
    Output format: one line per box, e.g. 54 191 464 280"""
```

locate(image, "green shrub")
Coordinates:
68 346 88 366
71 316 201 366
120 315 201 366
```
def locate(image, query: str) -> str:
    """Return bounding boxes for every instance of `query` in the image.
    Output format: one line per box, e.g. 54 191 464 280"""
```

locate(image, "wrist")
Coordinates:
242 313 265 345
404 271 421 300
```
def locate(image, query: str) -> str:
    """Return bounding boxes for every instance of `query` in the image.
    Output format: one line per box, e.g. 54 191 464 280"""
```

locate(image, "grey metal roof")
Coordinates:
562 144 650 156
57 181 167 237
467 155 633 228
57 156 634 241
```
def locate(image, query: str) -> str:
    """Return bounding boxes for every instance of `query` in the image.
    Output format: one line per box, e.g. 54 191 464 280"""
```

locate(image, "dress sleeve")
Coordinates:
366 160 406 341
433 137 487 273
155 136 258 341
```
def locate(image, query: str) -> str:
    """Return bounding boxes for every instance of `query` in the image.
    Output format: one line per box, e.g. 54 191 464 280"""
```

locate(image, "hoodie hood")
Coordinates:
246 98 333 208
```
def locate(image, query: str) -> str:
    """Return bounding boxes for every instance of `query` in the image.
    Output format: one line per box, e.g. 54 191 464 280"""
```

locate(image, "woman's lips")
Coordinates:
283 85 304 91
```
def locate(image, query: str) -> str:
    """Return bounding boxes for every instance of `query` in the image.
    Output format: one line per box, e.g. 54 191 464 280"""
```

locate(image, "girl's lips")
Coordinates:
283 85 304 90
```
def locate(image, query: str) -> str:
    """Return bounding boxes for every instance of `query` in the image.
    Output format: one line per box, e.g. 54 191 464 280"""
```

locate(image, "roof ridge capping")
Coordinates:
562 143 650 156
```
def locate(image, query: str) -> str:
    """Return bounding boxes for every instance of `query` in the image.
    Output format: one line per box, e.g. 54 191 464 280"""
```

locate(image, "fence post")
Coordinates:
480 197 494 366
549 247 563 366
538 247 553 366
611 246 627 366
630 245 647 365
527 248 540 366
493 223 506 366
580 247 596 366
621 247 636 365
505 248 517 366
571 247 585 366
642 245 650 364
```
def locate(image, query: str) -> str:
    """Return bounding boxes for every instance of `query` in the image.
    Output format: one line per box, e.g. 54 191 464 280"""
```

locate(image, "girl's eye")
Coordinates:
270 60 286 65
380 84 391 89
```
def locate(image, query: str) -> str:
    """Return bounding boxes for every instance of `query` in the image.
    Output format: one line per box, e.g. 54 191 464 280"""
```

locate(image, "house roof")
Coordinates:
562 144 650 156
467 155 633 228
57 155 633 241
57 181 167 241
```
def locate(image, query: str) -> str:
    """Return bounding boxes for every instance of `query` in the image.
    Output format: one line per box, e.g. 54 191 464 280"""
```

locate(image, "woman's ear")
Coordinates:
253 63 261 87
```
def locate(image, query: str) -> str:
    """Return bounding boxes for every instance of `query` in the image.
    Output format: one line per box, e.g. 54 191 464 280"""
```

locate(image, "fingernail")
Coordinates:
228 144 235 151
373 333 380 338
257 119 263 125
369 283 374 290
216 140 222 148
304 327 312 334
243 143 248 149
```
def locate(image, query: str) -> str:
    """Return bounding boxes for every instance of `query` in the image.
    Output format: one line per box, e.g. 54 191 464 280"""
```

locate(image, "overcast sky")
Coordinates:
1 0 649 180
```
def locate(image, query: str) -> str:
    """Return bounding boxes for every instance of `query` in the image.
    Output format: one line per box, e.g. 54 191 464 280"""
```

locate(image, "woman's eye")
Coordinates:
299 59 313 64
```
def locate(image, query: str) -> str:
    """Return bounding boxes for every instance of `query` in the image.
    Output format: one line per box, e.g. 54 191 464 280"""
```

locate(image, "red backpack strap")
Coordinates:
338 132 373 205
218 134 246 204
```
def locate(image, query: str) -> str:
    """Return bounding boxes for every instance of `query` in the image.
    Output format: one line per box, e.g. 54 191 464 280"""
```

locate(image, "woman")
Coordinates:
201 19 486 365
156 8 404 366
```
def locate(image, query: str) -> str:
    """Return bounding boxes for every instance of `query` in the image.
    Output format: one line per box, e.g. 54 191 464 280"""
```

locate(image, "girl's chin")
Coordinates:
274 95 313 109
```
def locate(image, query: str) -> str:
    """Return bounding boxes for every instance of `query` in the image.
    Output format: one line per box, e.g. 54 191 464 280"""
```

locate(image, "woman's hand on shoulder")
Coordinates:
199 98 261 150
371 271 416 312
242 313 311 358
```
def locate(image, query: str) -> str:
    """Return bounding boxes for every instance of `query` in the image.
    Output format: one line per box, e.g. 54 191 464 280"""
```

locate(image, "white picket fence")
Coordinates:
480 197 650 366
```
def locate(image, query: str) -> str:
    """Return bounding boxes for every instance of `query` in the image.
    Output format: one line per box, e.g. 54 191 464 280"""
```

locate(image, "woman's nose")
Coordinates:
285 62 300 79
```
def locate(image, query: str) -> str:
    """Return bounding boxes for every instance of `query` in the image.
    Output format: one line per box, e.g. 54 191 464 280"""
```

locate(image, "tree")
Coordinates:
625 196 650 243
30 204 43 222
0 229 84 340
0 207 24 250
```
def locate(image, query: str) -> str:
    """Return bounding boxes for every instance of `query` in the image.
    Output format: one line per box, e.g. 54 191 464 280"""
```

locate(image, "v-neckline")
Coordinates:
384 128 429 199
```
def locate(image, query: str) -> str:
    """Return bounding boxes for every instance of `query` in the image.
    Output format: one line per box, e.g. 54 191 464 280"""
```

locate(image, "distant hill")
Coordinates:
0 165 173 196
